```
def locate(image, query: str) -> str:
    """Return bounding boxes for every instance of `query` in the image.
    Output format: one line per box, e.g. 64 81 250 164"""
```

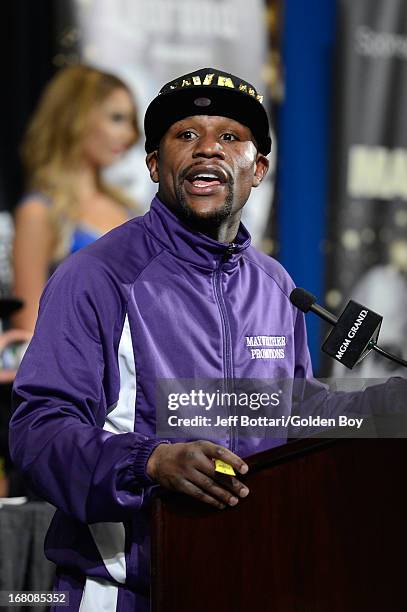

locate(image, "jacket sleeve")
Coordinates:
9 253 165 524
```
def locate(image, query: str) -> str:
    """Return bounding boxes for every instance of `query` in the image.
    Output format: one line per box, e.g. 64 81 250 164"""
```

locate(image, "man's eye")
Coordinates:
179 131 197 140
221 133 238 141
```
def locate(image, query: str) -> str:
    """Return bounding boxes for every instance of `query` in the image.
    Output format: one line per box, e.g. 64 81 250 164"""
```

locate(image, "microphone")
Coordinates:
290 288 337 326
290 288 407 369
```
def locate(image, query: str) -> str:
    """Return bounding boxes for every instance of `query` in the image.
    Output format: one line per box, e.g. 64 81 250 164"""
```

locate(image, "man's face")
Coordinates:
146 115 269 229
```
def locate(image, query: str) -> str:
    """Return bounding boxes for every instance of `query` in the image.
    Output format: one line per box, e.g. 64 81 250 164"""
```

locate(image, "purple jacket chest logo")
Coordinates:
245 335 286 360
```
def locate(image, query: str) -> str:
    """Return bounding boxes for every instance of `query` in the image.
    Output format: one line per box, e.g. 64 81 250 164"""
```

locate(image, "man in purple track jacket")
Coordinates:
10 68 313 611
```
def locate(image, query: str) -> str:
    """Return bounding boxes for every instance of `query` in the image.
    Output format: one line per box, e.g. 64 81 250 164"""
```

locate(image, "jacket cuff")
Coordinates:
131 438 171 486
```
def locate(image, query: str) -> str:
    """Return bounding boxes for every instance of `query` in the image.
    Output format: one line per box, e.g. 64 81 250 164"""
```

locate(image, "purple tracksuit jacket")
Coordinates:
10 196 313 611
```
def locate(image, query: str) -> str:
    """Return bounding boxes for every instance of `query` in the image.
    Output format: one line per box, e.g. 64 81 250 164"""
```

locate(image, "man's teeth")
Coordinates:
187 171 223 188
194 174 219 181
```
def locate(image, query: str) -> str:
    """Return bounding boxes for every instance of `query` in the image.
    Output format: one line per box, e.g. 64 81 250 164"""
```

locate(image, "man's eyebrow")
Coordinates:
170 122 196 132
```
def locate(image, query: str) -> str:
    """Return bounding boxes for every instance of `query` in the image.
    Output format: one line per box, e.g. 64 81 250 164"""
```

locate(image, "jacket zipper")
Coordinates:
213 244 237 453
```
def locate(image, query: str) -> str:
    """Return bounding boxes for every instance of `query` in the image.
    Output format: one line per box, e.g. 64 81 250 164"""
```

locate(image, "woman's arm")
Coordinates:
11 199 55 332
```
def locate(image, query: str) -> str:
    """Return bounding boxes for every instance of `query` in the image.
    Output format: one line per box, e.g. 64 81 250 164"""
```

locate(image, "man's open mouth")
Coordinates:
183 166 229 195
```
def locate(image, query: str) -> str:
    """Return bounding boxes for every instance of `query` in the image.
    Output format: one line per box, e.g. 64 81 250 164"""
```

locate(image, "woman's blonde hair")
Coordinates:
21 64 140 259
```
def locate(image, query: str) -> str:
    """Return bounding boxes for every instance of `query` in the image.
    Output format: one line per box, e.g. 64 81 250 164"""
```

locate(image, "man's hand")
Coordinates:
146 441 249 510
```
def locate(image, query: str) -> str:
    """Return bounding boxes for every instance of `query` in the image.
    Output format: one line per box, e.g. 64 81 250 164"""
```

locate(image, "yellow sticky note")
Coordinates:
214 459 236 476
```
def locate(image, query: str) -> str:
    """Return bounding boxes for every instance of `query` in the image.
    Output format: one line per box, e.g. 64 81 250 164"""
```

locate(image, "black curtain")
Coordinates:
0 0 76 212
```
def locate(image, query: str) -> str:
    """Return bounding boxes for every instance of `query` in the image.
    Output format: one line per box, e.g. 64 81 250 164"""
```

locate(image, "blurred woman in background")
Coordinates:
12 64 139 332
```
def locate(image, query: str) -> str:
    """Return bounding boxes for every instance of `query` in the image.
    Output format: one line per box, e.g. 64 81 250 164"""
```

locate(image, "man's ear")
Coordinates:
146 150 159 183
252 154 269 188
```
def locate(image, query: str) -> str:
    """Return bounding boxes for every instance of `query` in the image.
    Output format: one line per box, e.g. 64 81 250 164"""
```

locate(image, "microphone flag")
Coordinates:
322 300 382 369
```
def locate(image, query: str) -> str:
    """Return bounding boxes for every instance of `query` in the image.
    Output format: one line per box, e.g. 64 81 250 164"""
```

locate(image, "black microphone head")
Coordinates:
289 288 317 313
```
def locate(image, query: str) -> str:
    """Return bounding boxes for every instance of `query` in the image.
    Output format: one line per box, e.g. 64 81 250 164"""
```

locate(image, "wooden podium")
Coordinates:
151 437 407 611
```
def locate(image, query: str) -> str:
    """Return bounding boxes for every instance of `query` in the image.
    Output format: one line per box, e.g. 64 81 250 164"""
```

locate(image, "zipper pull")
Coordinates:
224 243 236 258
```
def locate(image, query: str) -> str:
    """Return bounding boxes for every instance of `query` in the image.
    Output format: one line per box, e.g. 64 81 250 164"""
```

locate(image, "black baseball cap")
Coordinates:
144 68 271 155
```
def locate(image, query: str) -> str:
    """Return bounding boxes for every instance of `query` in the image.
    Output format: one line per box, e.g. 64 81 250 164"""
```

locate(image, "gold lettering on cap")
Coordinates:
256 94 264 103
192 76 202 85
239 84 248 93
218 76 234 88
248 87 256 97
203 73 215 85
182 79 192 87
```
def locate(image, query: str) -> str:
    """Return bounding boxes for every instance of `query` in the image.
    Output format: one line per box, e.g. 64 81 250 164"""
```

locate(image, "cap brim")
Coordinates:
144 86 271 155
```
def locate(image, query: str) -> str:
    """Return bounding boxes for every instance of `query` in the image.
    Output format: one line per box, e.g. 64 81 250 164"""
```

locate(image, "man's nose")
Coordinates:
192 134 225 159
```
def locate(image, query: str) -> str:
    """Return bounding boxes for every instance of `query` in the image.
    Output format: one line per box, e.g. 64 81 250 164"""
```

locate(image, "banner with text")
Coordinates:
325 0 407 378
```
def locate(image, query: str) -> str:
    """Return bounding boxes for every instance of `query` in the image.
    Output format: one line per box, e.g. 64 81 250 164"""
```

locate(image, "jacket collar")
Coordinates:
143 195 251 271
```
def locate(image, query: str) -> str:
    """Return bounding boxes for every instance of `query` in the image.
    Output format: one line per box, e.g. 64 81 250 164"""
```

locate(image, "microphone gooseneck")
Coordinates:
369 342 407 367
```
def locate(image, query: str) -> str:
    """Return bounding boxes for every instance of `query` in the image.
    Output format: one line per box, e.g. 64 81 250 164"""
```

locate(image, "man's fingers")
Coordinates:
183 441 250 501
178 478 227 510
191 470 244 507
215 473 250 498
197 454 250 499
198 441 249 475
148 441 250 509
